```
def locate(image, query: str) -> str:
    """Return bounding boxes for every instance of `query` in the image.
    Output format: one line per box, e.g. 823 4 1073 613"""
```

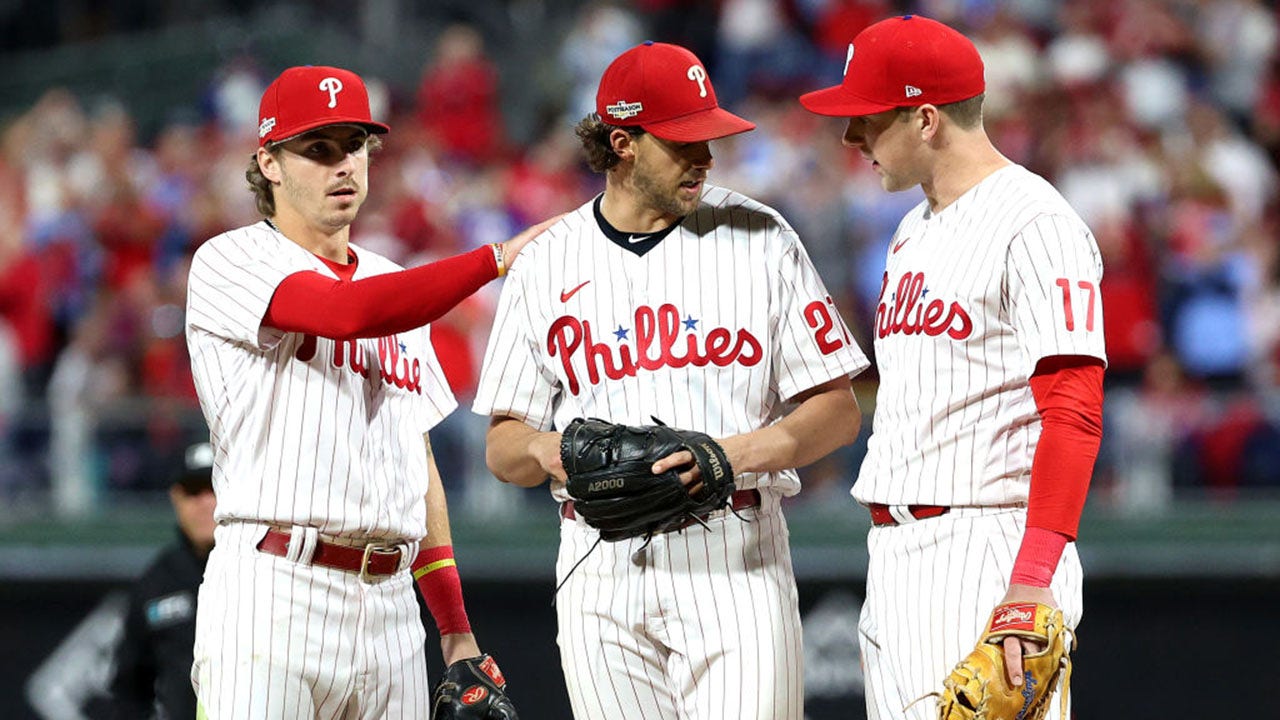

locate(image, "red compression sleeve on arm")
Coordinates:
412 546 472 635
263 245 498 339
1010 526 1070 587
1010 356 1105 587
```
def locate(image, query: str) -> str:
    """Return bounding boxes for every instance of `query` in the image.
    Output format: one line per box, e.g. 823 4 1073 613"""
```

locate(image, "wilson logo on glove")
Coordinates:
699 443 726 481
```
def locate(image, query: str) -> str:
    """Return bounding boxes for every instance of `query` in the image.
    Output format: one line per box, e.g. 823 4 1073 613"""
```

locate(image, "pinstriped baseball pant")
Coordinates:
859 507 1082 720
554 494 804 720
192 523 431 720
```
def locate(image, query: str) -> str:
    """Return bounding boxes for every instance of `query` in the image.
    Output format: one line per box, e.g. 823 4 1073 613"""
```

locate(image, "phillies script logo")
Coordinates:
876 271 974 340
548 303 762 395
295 334 423 394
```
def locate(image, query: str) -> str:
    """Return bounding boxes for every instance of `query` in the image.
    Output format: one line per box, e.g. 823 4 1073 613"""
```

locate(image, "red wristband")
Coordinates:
412 546 471 635
1009 526 1069 588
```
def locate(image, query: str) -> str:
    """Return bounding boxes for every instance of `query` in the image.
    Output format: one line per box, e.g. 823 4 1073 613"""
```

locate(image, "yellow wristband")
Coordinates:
413 557 457 581
491 243 507 277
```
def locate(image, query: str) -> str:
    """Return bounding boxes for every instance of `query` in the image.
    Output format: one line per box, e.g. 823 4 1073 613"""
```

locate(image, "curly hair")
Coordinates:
573 113 644 173
245 134 384 217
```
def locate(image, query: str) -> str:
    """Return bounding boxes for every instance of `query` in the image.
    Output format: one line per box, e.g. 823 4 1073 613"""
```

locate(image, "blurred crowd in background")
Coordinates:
0 0 1278 520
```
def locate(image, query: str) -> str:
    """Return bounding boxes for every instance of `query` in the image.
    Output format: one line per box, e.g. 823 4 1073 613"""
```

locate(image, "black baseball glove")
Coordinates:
560 417 735 541
430 654 518 720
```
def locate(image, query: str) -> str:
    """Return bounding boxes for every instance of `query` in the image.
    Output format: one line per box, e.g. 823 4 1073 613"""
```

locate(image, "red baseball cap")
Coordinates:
799 15 985 117
257 65 390 147
596 42 755 142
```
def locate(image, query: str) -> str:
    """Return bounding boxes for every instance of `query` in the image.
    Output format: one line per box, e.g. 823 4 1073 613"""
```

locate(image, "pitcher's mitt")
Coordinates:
937 602 1074 720
560 417 734 541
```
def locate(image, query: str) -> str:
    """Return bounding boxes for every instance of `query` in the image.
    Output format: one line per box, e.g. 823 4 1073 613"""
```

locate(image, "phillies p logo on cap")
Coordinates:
594 42 755 143
257 65 390 147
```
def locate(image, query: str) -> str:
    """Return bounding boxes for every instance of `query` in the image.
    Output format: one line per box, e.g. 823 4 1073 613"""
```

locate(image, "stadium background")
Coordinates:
0 0 1276 718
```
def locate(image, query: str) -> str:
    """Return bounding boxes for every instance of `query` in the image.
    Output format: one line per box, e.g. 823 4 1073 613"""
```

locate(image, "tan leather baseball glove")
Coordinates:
936 602 1074 720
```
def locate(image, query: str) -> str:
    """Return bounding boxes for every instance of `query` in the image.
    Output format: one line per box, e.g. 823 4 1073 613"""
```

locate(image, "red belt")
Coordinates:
561 488 762 532
867 503 950 527
256 529 404 580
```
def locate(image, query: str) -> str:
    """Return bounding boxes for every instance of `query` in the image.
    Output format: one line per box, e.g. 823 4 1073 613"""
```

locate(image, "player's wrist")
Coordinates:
439 632 481 666
490 242 507 277
412 545 472 635
1009 526 1069 587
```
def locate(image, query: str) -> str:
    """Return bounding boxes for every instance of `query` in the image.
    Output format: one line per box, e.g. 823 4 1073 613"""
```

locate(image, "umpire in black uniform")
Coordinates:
107 442 216 719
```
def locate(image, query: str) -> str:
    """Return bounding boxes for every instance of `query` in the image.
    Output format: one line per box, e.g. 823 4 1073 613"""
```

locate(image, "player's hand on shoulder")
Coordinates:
431 653 518 720
501 214 567 270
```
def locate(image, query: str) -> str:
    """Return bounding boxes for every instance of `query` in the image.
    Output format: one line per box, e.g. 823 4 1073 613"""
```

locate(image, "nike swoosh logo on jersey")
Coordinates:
892 236 910 253
628 234 651 244
560 281 591 302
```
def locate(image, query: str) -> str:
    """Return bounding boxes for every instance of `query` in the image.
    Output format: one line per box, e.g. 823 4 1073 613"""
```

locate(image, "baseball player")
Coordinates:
185 65 552 719
473 42 870 720
799 15 1107 719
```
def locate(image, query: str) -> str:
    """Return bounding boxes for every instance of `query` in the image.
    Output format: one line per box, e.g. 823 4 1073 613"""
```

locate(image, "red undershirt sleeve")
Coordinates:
1010 355 1105 587
262 245 498 339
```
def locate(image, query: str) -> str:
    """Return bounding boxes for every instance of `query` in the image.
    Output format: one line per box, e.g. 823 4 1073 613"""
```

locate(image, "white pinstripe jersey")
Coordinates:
185 221 456 539
854 164 1107 507
473 184 870 499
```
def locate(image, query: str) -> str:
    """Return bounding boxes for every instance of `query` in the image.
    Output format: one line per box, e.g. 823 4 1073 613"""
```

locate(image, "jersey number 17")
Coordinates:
1055 278 1097 332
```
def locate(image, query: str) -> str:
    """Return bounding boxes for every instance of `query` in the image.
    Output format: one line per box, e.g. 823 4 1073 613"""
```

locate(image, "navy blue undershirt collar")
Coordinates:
592 195 682 257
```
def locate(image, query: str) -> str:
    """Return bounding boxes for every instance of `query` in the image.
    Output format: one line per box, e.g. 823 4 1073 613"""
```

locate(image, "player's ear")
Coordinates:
916 104 942 142
609 128 638 162
257 146 283 184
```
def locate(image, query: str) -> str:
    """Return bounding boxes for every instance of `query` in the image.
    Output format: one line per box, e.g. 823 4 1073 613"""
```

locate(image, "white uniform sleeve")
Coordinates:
186 231 307 350
773 232 871 400
418 324 459 432
1006 213 1108 375
472 267 561 430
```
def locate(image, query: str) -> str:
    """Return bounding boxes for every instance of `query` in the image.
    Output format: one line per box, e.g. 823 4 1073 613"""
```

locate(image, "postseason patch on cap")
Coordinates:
605 100 644 120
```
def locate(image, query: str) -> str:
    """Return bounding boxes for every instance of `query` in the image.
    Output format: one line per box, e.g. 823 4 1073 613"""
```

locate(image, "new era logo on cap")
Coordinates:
257 65 390 147
595 42 755 142
799 15 985 117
